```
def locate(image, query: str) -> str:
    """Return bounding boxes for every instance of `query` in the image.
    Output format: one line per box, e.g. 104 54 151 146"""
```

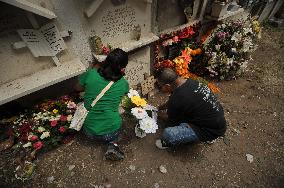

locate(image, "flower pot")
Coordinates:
211 1 229 18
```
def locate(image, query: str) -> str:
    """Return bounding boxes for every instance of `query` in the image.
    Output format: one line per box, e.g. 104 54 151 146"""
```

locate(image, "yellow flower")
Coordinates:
52 109 58 114
173 57 185 65
131 96 147 107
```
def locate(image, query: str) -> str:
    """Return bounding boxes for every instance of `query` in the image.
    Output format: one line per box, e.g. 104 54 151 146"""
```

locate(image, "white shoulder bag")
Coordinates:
69 81 114 131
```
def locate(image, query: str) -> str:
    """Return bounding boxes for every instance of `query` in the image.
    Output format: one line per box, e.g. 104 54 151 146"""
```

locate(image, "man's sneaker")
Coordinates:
104 144 125 161
155 139 169 150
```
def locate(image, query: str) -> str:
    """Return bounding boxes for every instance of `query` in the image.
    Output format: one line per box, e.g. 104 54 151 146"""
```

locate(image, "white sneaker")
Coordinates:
155 139 169 149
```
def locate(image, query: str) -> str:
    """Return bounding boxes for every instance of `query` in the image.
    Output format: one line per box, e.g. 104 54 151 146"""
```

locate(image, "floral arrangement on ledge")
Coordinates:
121 89 158 138
203 18 261 80
155 24 221 93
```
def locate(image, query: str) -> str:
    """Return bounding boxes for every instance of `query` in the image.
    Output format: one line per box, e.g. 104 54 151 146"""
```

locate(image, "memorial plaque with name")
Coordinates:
17 23 66 57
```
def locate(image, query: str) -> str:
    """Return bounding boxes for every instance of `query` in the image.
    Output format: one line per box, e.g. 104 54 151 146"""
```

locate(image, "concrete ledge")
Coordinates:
0 0 57 19
159 20 200 36
0 58 86 105
206 8 244 21
93 33 159 62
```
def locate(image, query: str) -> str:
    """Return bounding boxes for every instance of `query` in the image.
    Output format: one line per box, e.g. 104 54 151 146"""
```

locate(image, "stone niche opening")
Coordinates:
156 0 208 35
0 1 85 105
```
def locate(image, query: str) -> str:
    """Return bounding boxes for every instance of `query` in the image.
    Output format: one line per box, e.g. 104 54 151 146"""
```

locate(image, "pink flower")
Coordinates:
67 101 76 109
60 115 67 122
33 141 43 150
172 36 180 42
50 120 58 127
30 135 38 141
59 126 66 133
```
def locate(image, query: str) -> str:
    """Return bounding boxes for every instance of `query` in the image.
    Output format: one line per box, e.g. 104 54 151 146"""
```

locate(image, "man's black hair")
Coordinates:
98 48 128 81
157 68 178 85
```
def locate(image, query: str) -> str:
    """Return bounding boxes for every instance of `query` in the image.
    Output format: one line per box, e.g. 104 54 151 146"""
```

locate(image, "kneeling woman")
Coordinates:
77 48 129 160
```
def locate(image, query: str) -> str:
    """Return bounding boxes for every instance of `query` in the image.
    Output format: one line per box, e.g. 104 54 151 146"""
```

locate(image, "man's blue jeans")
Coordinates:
162 123 199 146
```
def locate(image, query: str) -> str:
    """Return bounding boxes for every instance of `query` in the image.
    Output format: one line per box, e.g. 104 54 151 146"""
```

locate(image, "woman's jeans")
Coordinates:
162 123 199 146
83 127 120 143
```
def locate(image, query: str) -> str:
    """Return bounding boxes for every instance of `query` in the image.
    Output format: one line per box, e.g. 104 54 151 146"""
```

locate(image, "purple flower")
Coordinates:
217 31 230 41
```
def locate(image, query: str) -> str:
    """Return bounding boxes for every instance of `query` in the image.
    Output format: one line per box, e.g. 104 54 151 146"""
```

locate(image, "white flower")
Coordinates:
67 101 76 109
67 115 73 122
139 117 158 134
242 37 254 52
211 52 217 59
243 27 253 35
127 89 140 98
215 44 221 51
227 58 234 66
38 126 46 133
40 131 50 139
231 32 242 42
131 107 148 119
23 142 32 148
50 115 60 121
231 48 237 53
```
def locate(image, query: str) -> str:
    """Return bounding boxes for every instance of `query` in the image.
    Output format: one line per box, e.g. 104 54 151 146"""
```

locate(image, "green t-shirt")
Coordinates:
79 69 129 135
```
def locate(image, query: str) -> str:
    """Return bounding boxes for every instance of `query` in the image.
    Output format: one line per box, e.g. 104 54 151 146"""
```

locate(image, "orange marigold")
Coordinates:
191 48 202 56
207 82 221 93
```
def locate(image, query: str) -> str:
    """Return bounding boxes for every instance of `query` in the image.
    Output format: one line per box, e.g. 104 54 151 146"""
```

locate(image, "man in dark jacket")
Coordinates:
155 68 227 149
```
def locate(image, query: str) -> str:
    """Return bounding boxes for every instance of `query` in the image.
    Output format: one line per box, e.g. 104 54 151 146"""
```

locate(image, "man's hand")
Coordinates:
158 101 168 111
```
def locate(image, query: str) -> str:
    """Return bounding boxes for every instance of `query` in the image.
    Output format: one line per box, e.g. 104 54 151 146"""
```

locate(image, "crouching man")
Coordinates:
155 68 227 149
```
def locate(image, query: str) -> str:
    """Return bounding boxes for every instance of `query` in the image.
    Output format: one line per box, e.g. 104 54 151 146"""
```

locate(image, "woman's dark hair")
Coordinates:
98 48 128 81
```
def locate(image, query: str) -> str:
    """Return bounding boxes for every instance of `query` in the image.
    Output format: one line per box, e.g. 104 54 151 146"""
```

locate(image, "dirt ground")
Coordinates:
0 27 283 188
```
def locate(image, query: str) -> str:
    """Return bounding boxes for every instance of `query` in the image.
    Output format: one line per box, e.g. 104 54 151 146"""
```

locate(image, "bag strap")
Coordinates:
90 81 114 107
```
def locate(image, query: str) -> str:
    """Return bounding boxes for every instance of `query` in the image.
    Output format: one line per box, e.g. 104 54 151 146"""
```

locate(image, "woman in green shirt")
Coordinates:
78 48 129 160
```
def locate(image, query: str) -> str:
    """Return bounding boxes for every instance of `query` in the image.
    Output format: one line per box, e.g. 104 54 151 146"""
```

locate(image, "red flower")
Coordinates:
102 46 110 55
59 126 66 133
60 115 67 122
30 135 38 141
50 120 58 127
33 141 43 150
178 27 195 39
19 122 31 134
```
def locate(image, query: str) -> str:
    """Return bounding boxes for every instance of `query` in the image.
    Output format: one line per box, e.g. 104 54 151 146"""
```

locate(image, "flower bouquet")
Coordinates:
11 95 77 153
121 89 158 138
204 18 261 80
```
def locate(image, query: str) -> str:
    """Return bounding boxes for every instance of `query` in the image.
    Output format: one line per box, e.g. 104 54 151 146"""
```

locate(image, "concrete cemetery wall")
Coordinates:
0 0 156 105
51 0 153 85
